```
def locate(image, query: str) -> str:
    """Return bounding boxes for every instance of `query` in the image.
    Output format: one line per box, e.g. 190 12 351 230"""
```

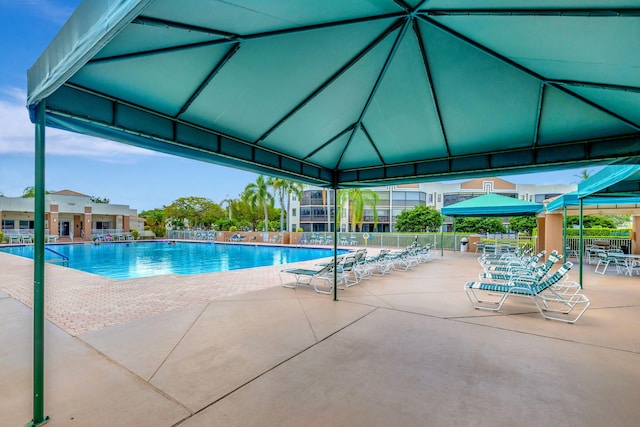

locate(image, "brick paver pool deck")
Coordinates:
1 247 297 335
1 243 639 426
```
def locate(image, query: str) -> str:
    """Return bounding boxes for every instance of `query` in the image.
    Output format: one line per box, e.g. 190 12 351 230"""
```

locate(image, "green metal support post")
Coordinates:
563 206 567 258
333 187 338 302
579 198 584 289
29 102 49 426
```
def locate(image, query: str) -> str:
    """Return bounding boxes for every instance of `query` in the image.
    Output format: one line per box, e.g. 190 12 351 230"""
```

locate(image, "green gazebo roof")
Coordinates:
27 1 640 188
441 193 543 217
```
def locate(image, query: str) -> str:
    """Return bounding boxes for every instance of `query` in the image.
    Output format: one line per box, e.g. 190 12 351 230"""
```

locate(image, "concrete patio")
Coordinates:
1 249 639 426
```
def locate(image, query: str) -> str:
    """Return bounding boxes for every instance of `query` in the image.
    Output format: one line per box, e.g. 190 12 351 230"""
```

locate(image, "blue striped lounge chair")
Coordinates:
480 250 563 284
464 261 590 323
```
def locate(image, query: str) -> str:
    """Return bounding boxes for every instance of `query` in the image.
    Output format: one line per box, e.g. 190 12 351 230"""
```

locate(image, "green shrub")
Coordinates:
151 226 166 237
229 225 238 232
0 231 4 243
565 228 630 237
131 229 139 240
296 227 303 232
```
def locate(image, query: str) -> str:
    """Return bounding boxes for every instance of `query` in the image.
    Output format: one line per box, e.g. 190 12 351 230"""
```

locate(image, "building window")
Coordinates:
2 219 15 230
95 221 111 230
291 224 297 231
19 220 35 230
292 208 297 217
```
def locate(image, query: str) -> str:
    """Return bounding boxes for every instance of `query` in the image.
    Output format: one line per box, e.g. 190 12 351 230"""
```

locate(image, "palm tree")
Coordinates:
573 169 593 183
338 188 379 232
268 177 287 232
268 178 305 231
243 175 274 231
220 196 235 220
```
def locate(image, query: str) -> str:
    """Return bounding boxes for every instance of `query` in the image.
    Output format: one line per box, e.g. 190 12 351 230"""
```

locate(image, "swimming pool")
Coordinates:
0 242 346 280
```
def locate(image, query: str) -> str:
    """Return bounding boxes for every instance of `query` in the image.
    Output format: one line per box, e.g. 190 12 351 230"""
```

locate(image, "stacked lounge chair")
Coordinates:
464 257 590 323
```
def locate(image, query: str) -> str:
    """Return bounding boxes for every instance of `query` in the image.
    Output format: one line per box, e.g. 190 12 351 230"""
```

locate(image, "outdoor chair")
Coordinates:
464 261 590 323
388 248 421 271
480 250 562 284
594 250 627 275
279 262 347 294
358 249 392 277
270 234 282 243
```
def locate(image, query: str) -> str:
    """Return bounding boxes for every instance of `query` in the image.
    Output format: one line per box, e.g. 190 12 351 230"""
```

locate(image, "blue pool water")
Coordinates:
0 241 345 280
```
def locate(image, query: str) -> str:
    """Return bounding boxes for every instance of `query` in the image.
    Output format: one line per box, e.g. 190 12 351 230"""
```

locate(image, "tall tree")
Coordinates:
395 205 443 232
243 175 274 232
90 195 110 204
266 178 305 232
164 196 220 229
220 196 235 220
508 216 538 235
338 189 379 232
268 177 287 232
22 186 52 197
573 169 593 182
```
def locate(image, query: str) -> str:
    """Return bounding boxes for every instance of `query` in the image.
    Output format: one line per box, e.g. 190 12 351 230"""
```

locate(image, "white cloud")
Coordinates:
16 0 78 25
0 87 167 161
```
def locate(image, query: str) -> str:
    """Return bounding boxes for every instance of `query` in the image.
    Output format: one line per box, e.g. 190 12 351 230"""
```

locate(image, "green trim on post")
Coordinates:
333 188 338 302
29 102 49 426
579 198 584 289
563 206 567 258
453 219 456 252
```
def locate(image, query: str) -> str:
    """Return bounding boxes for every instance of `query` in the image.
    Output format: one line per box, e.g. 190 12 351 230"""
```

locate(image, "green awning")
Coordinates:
577 165 640 199
441 193 543 217
546 191 640 212
26 1 640 188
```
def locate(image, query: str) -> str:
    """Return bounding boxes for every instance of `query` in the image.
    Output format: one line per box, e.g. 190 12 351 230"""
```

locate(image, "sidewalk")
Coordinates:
1 251 639 426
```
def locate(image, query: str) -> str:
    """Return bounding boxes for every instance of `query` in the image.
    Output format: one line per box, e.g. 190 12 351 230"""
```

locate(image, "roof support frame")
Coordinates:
532 84 546 147
422 9 640 17
412 18 450 157
419 14 640 133
335 18 412 170
132 15 238 39
175 42 241 119
360 123 386 165
92 12 405 65
255 18 404 145
549 79 640 94
337 133 640 186
49 83 334 186
304 125 356 161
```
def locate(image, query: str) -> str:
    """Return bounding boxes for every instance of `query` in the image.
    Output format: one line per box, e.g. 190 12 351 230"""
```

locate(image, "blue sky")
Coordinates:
0 1 597 212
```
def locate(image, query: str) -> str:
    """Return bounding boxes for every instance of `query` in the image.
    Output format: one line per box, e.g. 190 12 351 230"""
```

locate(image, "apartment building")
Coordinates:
288 177 576 233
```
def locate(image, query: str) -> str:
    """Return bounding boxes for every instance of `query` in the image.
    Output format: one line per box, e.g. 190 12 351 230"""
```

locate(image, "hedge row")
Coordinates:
565 228 630 237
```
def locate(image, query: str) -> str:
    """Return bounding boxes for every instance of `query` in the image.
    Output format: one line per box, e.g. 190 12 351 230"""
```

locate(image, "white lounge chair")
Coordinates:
464 261 590 323
279 263 346 294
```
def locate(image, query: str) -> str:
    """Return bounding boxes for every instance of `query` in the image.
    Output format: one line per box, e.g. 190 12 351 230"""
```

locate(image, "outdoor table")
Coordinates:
606 253 640 276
